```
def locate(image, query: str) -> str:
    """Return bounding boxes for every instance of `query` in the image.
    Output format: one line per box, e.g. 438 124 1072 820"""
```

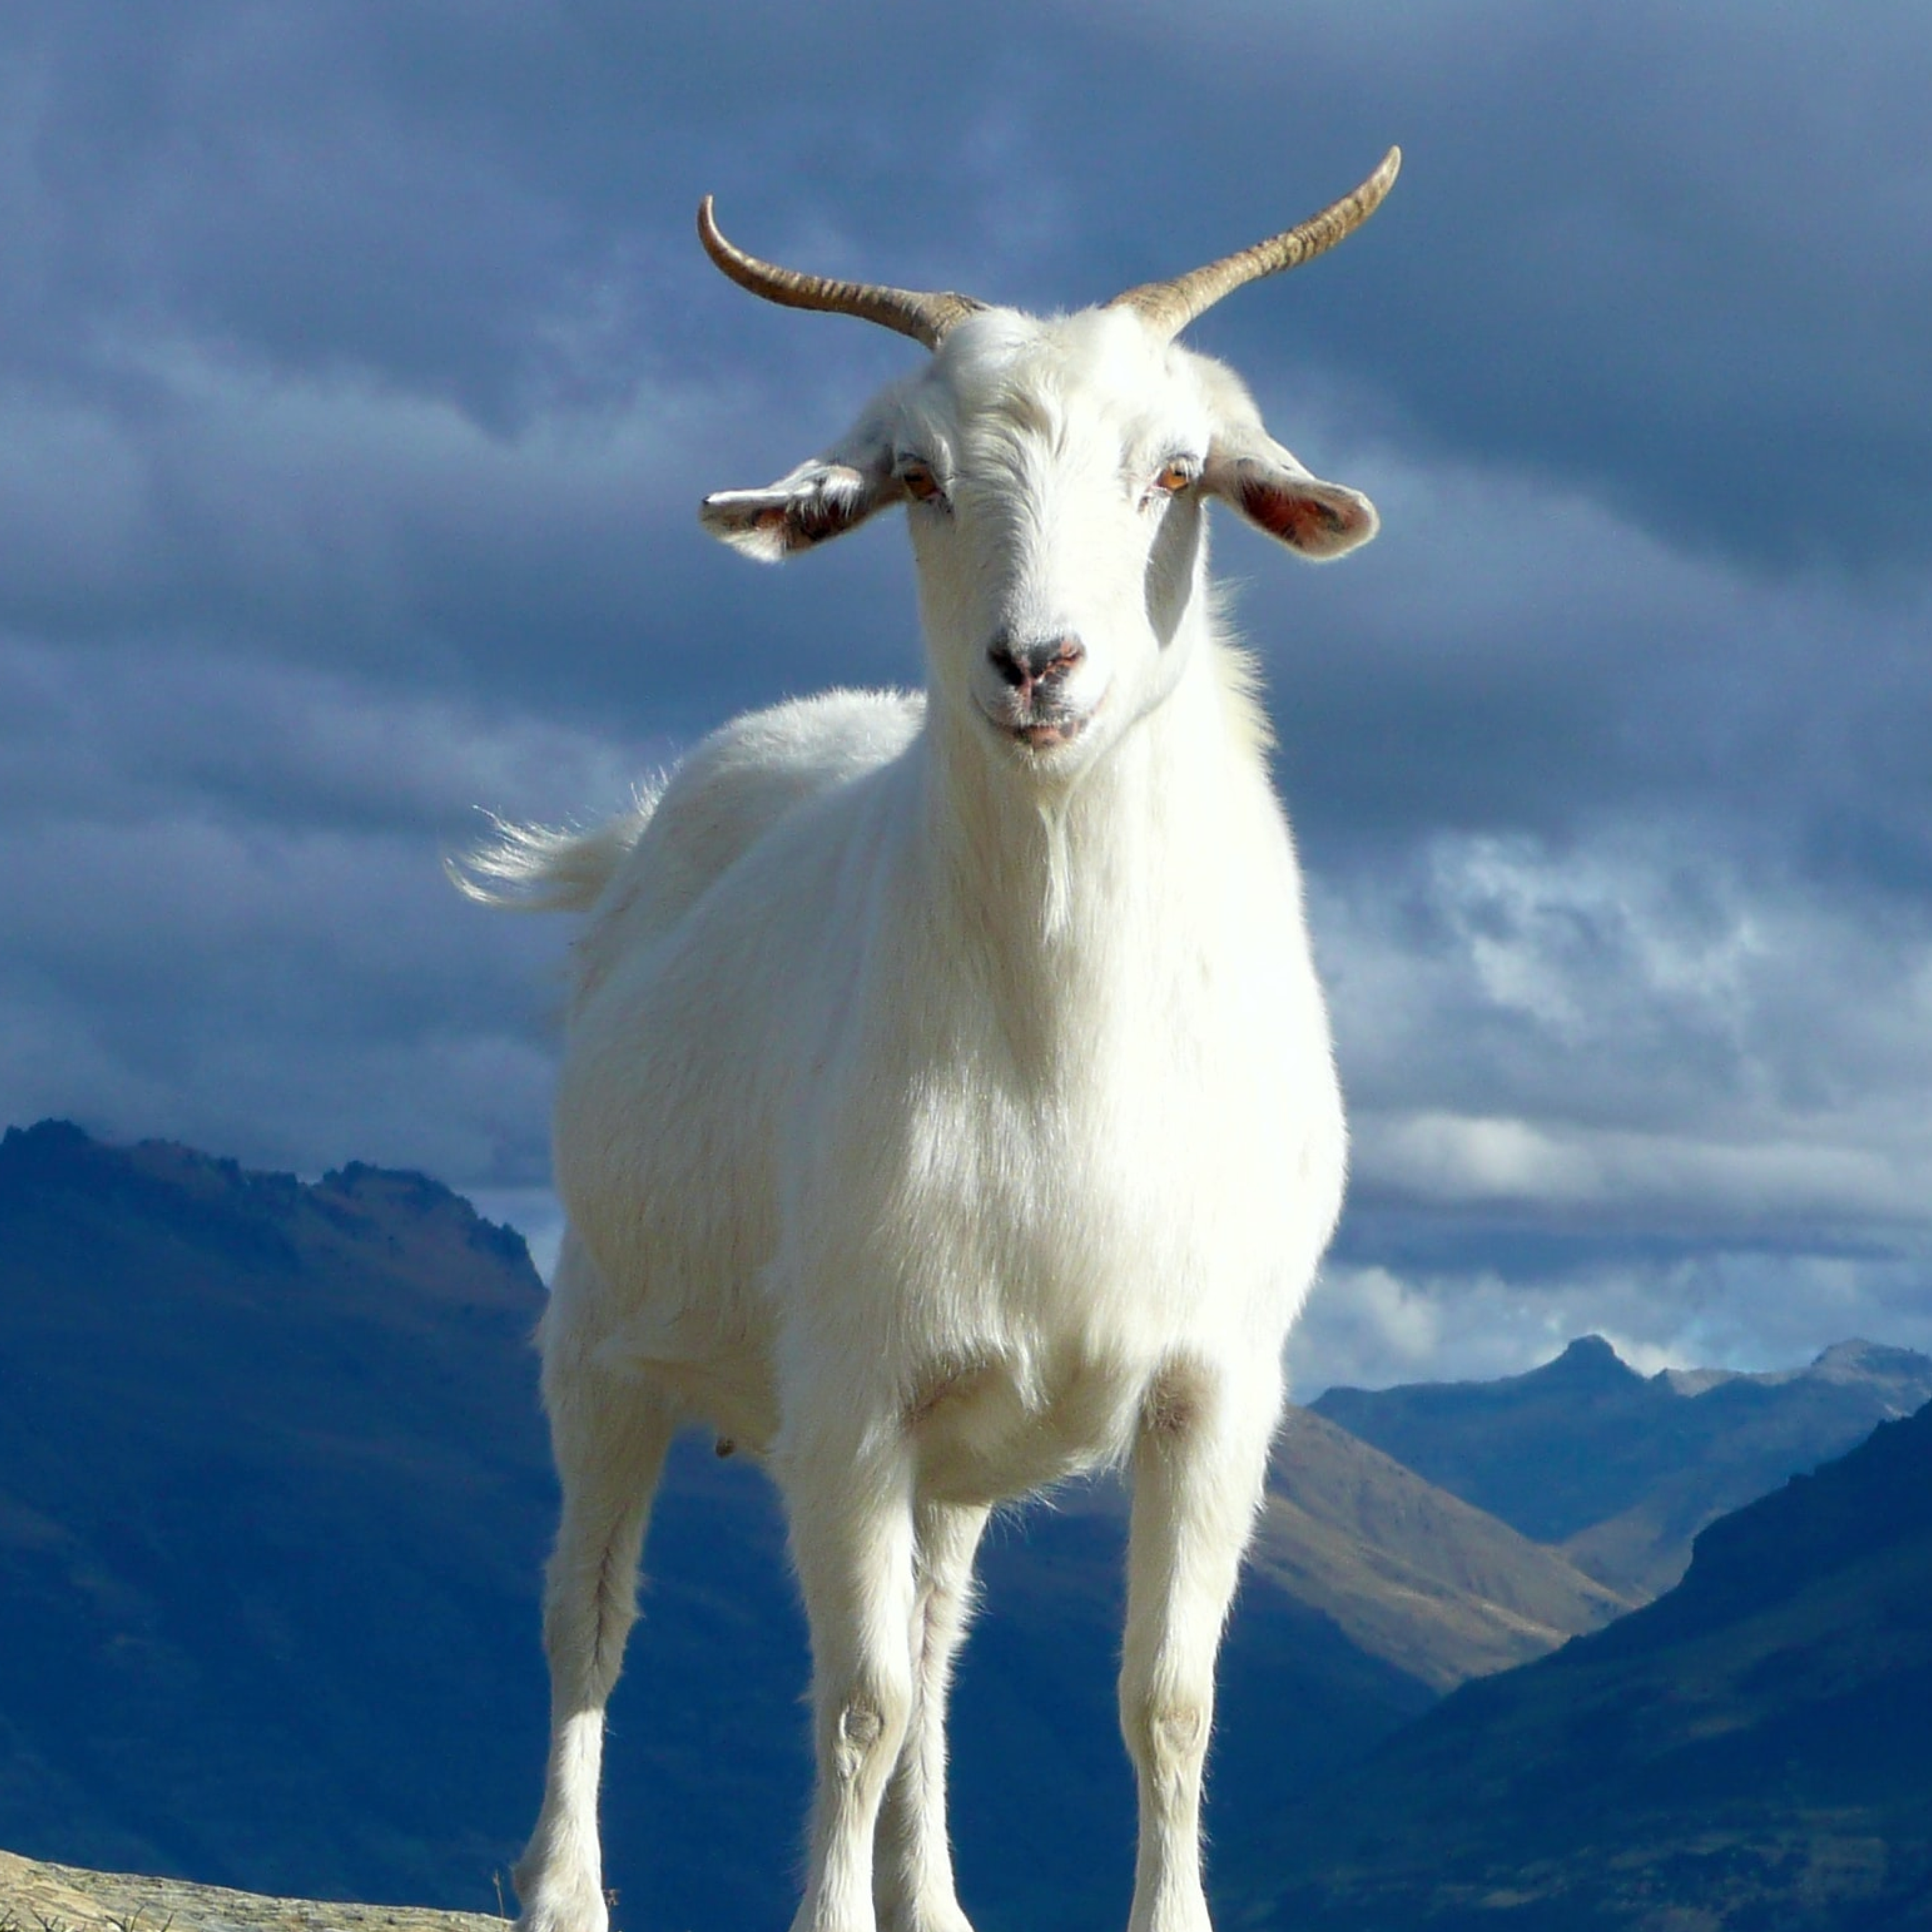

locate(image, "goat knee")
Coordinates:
1123 1693 1210 1794
829 1678 910 1786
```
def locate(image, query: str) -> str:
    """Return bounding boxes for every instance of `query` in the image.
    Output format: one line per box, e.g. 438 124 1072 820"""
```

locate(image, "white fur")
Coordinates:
462 300 1376 1932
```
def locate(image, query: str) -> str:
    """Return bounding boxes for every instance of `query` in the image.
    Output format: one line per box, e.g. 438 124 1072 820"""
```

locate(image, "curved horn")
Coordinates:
1109 147 1401 340
697 196 987 351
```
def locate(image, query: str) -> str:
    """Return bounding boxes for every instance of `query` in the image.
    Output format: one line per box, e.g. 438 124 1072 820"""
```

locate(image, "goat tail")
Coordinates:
446 791 661 914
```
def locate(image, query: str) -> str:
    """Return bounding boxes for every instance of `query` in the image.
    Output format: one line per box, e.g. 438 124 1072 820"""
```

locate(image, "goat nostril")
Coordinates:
991 634 1084 688
988 641 1029 689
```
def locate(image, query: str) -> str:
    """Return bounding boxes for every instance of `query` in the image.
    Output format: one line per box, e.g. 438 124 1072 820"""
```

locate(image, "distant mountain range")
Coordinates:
3 1119 1925 1931
1231 1390 1932 1930
1314 1332 1932 1596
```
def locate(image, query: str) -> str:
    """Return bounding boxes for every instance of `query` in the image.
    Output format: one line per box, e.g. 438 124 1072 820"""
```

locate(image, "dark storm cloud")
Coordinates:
0 632 592 1183
17 2 1926 561
1084 0 1932 575
8 0 1926 803
1 1 1928 1389
1265 455 1932 875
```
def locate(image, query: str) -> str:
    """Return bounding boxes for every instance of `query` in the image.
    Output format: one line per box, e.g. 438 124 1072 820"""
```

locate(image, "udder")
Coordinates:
903 1348 1148 1504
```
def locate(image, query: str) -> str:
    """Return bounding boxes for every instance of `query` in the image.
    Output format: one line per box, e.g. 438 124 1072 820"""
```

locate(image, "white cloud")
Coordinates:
1289 1247 1932 1400
1286 810 1932 1394
1316 821 1932 1216
0 636 654 1186
1357 1110 1932 1229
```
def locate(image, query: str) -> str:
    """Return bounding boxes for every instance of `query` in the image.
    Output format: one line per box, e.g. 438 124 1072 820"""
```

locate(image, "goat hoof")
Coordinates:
513 1871 609 1932
878 1900 977 1932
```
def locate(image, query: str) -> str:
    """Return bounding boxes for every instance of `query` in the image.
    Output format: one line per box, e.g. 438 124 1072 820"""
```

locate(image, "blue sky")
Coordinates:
2 1 1929 1393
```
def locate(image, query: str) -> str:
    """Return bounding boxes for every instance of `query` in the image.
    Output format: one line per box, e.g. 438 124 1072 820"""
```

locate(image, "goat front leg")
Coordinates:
515 1251 678 1932
873 1500 989 1932
1119 1357 1281 1932
783 1429 922 1932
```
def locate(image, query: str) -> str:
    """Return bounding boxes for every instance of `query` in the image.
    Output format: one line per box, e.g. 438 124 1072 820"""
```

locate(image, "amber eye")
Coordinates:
1153 457 1199 495
900 461 943 503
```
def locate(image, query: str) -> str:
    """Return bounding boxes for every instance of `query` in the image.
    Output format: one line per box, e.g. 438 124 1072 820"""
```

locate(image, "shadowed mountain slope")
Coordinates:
1230 1393 1932 1931
0 1118 557 1907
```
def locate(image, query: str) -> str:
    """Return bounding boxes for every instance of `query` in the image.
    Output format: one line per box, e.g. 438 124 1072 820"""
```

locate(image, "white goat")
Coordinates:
462 149 1399 1932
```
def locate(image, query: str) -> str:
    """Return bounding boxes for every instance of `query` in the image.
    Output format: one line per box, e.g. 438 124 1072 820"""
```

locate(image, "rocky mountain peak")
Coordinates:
1810 1336 1932 1394
1540 1333 1639 1383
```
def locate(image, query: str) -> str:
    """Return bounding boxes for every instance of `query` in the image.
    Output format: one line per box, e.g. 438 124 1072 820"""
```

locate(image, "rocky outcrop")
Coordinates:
0 1847 504 1932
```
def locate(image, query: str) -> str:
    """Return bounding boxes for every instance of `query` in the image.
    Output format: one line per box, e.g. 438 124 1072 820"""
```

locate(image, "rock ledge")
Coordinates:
0 1849 505 1932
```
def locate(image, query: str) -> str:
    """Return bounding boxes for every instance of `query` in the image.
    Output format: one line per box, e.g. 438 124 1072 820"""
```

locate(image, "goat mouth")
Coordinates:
981 696 1100 752
1011 715 1087 749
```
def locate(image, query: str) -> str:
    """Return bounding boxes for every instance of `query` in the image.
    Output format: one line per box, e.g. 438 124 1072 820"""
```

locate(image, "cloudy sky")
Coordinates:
3 1 1928 1394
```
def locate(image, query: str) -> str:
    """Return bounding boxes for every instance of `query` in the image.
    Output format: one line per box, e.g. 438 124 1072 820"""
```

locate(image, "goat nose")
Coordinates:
988 632 1086 689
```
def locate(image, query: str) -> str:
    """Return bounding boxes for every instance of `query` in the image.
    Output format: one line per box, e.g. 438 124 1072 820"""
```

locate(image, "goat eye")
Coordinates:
900 462 943 504
1153 458 1199 495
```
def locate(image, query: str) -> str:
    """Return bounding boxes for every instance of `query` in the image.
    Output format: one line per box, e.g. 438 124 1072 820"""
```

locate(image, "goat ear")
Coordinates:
701 458 902 563
1204 441 1378 561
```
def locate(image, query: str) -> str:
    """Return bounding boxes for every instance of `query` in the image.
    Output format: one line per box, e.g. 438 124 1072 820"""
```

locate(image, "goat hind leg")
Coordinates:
514 1387 674 1932
515 1263 678 1932
873 1500 989 1932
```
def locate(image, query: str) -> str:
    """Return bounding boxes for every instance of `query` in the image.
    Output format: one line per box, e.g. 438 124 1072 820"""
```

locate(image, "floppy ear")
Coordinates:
701 432 905 563
1204 434 1378 561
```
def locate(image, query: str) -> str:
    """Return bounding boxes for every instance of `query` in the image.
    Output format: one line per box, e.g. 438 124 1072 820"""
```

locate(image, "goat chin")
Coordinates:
468 159 1395 1932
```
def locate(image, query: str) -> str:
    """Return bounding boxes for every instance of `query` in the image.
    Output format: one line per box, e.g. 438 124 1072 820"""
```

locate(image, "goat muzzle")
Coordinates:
982 633 1092 748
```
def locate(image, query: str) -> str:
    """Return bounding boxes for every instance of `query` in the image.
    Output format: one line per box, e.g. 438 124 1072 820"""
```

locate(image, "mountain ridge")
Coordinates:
1313 1329 1932 1595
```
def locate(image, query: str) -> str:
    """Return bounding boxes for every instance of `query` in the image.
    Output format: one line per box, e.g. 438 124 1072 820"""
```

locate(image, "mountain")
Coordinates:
1 1119 1625 1932
1313 1332 1932 1595
12 1340 1931 1932
1254 1410 1630 1692
1230 1390 1932 1931
0 1117 840 1929
0 1117 557 1908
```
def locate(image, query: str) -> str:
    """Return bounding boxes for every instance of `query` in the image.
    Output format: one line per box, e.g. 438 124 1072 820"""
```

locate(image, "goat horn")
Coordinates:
1108 147 1401 340
697 196 987 351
